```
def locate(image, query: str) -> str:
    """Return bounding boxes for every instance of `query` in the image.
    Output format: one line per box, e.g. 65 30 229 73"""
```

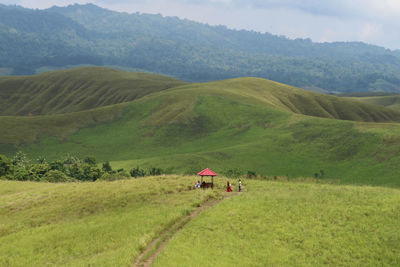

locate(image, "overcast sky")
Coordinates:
1 0 400 50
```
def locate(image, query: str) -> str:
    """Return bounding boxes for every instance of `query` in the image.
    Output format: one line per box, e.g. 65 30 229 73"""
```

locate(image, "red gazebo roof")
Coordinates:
197 168 217 176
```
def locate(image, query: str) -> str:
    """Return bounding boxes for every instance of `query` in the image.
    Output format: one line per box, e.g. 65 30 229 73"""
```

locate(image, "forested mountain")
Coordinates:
1 3 400 93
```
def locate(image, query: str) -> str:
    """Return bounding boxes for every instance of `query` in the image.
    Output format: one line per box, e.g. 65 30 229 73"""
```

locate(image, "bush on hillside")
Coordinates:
12 168 30 181
42 170 75 183
148 167 163 176
2 153 168 183
247 171 257 178
49 160 66 172
130 166 146 178
0 154 13 177
12 151 30 168
84 156 97 166
116 168 130 178
102 161 113 173
29 163 51 181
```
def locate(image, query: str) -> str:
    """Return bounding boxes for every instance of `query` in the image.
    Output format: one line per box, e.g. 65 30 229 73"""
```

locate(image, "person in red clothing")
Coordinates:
226 180 232 192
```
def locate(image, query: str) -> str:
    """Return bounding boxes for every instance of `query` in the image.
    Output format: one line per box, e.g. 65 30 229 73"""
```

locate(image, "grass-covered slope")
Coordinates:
0 67 186 115
346 94 400 110
1 178 399 266
0 177 221 266
0 103 126 145
154 179 400 266
163 78 400 122
1 76 400 186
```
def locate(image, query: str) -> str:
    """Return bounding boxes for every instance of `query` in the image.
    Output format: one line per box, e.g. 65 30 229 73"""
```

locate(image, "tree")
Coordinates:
12 151 29 168
102 161 112 173
130 166 146 177
82 164 103 181
84 156 97 166
148 167 162 176
0 154 12 177
29 163 51 181
42 170 72 183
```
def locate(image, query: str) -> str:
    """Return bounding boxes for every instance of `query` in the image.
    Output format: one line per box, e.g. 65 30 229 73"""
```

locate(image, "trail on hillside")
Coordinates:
133 192 239 267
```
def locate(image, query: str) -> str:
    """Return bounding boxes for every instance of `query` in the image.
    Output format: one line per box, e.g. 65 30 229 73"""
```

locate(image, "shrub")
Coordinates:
82 164 103 181
84 156 97 166
36 156 46 164
116 168 130 178
29 163 51 180
0 154 13 177
13 168 30 181
12 151 29 168
130 166 146 177
63 154 80 165
148 167 163 176
42 170 74 183
49 160 66 172
102 161 113 173
247 170 257 178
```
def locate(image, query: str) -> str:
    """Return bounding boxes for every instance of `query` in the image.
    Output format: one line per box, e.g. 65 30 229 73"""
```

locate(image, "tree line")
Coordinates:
0 152 164 182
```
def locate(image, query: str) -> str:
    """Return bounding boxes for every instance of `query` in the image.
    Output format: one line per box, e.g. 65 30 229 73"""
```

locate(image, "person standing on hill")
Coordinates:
238 179 242 192
226 180 232 192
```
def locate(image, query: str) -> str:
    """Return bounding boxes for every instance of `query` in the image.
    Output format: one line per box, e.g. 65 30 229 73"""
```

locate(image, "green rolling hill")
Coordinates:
0 67 185 115
1 68 400 186
345 94 400 110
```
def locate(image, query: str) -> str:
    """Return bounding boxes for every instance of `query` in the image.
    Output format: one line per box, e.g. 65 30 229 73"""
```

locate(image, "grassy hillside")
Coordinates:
154 179 400 266
346 94 400 110
0 103 126 145
1 77 400 186
0 67 186 115
1 178 399 266
0 176 221 266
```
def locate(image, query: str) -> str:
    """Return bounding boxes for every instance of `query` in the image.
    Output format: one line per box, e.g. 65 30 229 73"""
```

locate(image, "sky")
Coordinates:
1 0 400 50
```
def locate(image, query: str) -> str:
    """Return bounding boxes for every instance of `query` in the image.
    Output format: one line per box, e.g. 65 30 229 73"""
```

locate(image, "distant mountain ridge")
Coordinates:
1 3 400 93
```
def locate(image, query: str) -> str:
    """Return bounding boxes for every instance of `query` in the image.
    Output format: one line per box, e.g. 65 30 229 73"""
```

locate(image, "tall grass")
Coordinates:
154 179 400 266
0 176 221 266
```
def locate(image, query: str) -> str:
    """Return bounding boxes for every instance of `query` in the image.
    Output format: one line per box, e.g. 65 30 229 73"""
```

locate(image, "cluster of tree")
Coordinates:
0 152 165 182
1 4 400 93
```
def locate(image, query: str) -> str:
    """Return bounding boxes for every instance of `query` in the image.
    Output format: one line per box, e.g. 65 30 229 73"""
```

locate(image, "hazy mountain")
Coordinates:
1 3 400 93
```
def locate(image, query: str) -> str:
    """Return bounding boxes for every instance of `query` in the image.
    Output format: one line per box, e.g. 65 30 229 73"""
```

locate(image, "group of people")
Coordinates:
194 179 243 192
226 179 242 192
195 180 201 188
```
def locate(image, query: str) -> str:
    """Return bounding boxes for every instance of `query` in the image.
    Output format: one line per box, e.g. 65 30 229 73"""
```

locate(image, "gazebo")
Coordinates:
197 168 217 189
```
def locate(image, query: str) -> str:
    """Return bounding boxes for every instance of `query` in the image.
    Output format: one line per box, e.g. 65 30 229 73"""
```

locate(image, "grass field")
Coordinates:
154 179 400 266
1 177 399 266
0 176 221 266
